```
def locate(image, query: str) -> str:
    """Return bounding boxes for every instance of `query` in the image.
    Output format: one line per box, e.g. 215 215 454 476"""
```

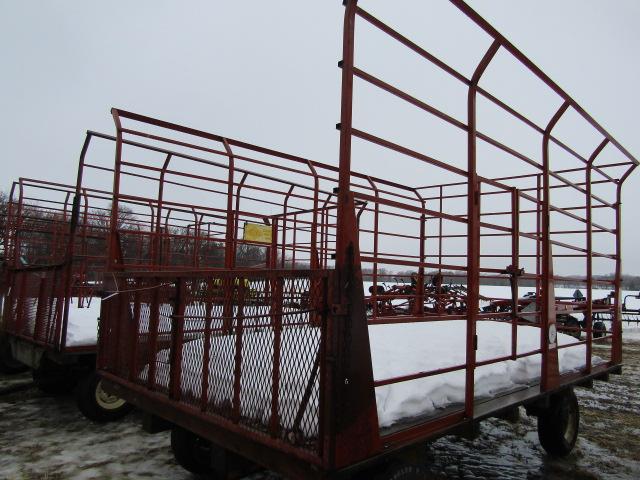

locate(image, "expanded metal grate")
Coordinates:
100 269 329 454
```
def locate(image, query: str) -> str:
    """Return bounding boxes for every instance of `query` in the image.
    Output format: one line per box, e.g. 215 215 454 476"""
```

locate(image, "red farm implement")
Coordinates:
0 129 257 419
94 1 637 478
0 133 157 419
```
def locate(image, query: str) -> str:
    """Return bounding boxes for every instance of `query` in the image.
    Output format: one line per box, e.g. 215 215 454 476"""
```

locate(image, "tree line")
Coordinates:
1 190 638 291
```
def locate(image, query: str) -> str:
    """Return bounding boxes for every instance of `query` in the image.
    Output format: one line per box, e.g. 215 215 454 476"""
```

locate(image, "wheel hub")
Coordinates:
95 380 126 410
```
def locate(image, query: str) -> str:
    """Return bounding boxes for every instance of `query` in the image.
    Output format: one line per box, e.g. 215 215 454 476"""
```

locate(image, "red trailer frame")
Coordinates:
1 175 112 356
96 1 637 478
1 133 145 357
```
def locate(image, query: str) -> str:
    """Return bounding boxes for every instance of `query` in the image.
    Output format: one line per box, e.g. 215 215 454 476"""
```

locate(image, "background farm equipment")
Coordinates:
481 288 639 339
593 291 640 325
366 274 469 316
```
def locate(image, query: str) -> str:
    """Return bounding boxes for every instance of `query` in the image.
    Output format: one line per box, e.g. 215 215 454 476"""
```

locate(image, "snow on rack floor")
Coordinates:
1 339 639 480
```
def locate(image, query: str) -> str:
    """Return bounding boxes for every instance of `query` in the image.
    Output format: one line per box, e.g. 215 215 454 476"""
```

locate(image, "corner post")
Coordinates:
465 40 500 418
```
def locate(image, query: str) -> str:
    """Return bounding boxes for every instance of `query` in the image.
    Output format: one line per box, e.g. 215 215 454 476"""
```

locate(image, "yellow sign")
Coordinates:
243 222 272 244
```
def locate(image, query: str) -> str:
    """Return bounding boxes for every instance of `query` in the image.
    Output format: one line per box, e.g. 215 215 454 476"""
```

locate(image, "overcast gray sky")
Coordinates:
1 1 639 275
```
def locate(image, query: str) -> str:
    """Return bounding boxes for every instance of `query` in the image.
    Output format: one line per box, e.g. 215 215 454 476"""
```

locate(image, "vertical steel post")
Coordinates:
270 219 279 269
292 214 297 269
3 182 17 265
465 40 500 418
154 154 172 268
330 0 381 468
109 109 124 271
281 186 294 268
147 278 161 391
612 191 623 364
269 275 284 436
232 277 246 423
14 182 25 268
79 188 90 302
233 172 249 267
307 161 320 269
586 139 608 371
438 185 444 276
536 174 542 300
169 277 186 401
129 290 141 382
366 177 380 319
414 190 426 316
540 101 569 391
192 211 202 268
320 194 333 269
510 188 520 359
200 278 213 411
221 140 236 331
222 139 236 271
60 133 92 351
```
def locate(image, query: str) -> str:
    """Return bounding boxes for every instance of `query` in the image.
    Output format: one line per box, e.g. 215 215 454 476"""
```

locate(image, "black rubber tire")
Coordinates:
374 463 428 480
32 358 78 394
0 338 28 374
563 316 581 339
170 426 213 475
537 389 580 457
593 321 607 339
76 372 133 422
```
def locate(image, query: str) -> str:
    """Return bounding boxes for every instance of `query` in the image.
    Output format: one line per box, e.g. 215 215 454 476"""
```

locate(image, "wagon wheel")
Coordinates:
171 426 260 478
32 357 79 394
592 321 606 339
561 315 581 339
76 372 132 422
351 458 428 480
537 388 580 457
373 462 429 480
0 336 28 374
171 426 213 475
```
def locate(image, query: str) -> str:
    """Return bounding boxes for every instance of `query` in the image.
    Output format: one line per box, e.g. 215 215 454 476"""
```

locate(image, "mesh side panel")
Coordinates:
18 272 40 337
33 271 55 343
100 270 329 456
4 268 68 350
153 285 175 393
135 285 153 384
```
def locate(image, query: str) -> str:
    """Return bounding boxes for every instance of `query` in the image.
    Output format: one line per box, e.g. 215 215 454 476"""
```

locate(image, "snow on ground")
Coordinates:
0 385 191 480
624 326 640 342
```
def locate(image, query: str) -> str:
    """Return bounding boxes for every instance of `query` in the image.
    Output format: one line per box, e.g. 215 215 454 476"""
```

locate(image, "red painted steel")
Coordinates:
2 174 113 353
93 1 638 478
1 132 161 354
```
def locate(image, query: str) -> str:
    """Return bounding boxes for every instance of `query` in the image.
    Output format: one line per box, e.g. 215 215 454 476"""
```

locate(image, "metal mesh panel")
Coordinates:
3 268 68 349
99 269 328 456
106 278 177 388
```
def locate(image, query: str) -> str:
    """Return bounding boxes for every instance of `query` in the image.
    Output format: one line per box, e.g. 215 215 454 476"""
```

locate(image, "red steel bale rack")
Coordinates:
96 1 638 478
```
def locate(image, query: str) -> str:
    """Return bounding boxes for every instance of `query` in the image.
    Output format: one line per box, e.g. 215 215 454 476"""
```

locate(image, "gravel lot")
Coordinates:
1 338 638 480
